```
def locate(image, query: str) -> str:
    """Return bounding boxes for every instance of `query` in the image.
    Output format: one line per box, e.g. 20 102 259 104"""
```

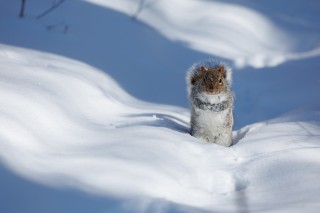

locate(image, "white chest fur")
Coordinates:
194 108 228 130
191 93 232 146
197 93 228 105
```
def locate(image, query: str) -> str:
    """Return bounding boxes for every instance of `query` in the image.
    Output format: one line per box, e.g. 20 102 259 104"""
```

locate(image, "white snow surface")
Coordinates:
1 44 320 213
85 0 320 68
1 0 320 212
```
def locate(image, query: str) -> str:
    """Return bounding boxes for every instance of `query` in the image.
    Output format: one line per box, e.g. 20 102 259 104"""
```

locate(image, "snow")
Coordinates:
0 0 320 212
85 0 320 68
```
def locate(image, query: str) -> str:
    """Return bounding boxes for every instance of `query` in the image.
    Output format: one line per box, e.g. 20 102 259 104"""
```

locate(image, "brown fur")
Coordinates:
190 65 227 94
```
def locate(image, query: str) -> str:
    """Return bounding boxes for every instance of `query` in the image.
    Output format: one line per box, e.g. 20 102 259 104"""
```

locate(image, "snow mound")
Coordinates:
85 0 320 68
1 44 320 212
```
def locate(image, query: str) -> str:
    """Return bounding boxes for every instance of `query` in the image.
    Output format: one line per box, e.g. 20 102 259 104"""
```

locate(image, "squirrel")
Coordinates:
186 60 234 146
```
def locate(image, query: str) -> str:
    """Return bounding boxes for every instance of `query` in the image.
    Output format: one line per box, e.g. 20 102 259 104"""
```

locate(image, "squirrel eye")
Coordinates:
219 78 222 84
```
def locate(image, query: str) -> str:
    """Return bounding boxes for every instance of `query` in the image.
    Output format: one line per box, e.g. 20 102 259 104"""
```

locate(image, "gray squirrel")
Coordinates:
187 60 234 146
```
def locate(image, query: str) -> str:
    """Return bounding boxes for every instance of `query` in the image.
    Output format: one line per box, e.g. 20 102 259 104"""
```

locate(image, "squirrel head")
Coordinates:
187 60 232 97
197 65 228 94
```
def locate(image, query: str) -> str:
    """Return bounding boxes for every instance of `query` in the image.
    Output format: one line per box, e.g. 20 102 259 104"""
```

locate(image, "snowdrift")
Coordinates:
1 0 320 212
1 44 320 212
85 0 320 68
1 0 320 108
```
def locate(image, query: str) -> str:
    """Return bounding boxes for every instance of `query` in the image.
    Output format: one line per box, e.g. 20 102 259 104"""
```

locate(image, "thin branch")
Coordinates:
144 0 160 9
132 0 160 20
36 0 65 19
19 0 26 18
46 22 69 34
132 0 146 20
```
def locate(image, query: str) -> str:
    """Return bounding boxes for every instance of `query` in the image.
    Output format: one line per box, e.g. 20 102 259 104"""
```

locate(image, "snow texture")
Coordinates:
85 0 320 68
0 0 320 212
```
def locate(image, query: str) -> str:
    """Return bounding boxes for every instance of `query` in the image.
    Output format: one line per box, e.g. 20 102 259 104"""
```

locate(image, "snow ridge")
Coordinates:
85 0 320 68
1 45 320 212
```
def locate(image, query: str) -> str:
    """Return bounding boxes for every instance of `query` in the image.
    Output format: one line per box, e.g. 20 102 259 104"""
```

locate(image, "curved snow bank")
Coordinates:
1 45 320 212
85 0 320 68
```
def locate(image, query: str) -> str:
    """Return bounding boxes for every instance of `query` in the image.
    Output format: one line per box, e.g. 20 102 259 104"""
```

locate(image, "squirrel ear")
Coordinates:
218 65 225 74
200 66 207 74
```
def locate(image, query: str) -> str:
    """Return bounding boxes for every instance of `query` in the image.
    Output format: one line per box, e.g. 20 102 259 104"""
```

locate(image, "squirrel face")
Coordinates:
199 65 227 94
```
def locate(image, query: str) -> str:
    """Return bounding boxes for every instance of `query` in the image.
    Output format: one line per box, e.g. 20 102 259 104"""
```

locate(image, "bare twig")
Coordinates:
132 0 160 20
36 0 65 19
46 22 69 34
132 0 146 20
19 0 26 18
